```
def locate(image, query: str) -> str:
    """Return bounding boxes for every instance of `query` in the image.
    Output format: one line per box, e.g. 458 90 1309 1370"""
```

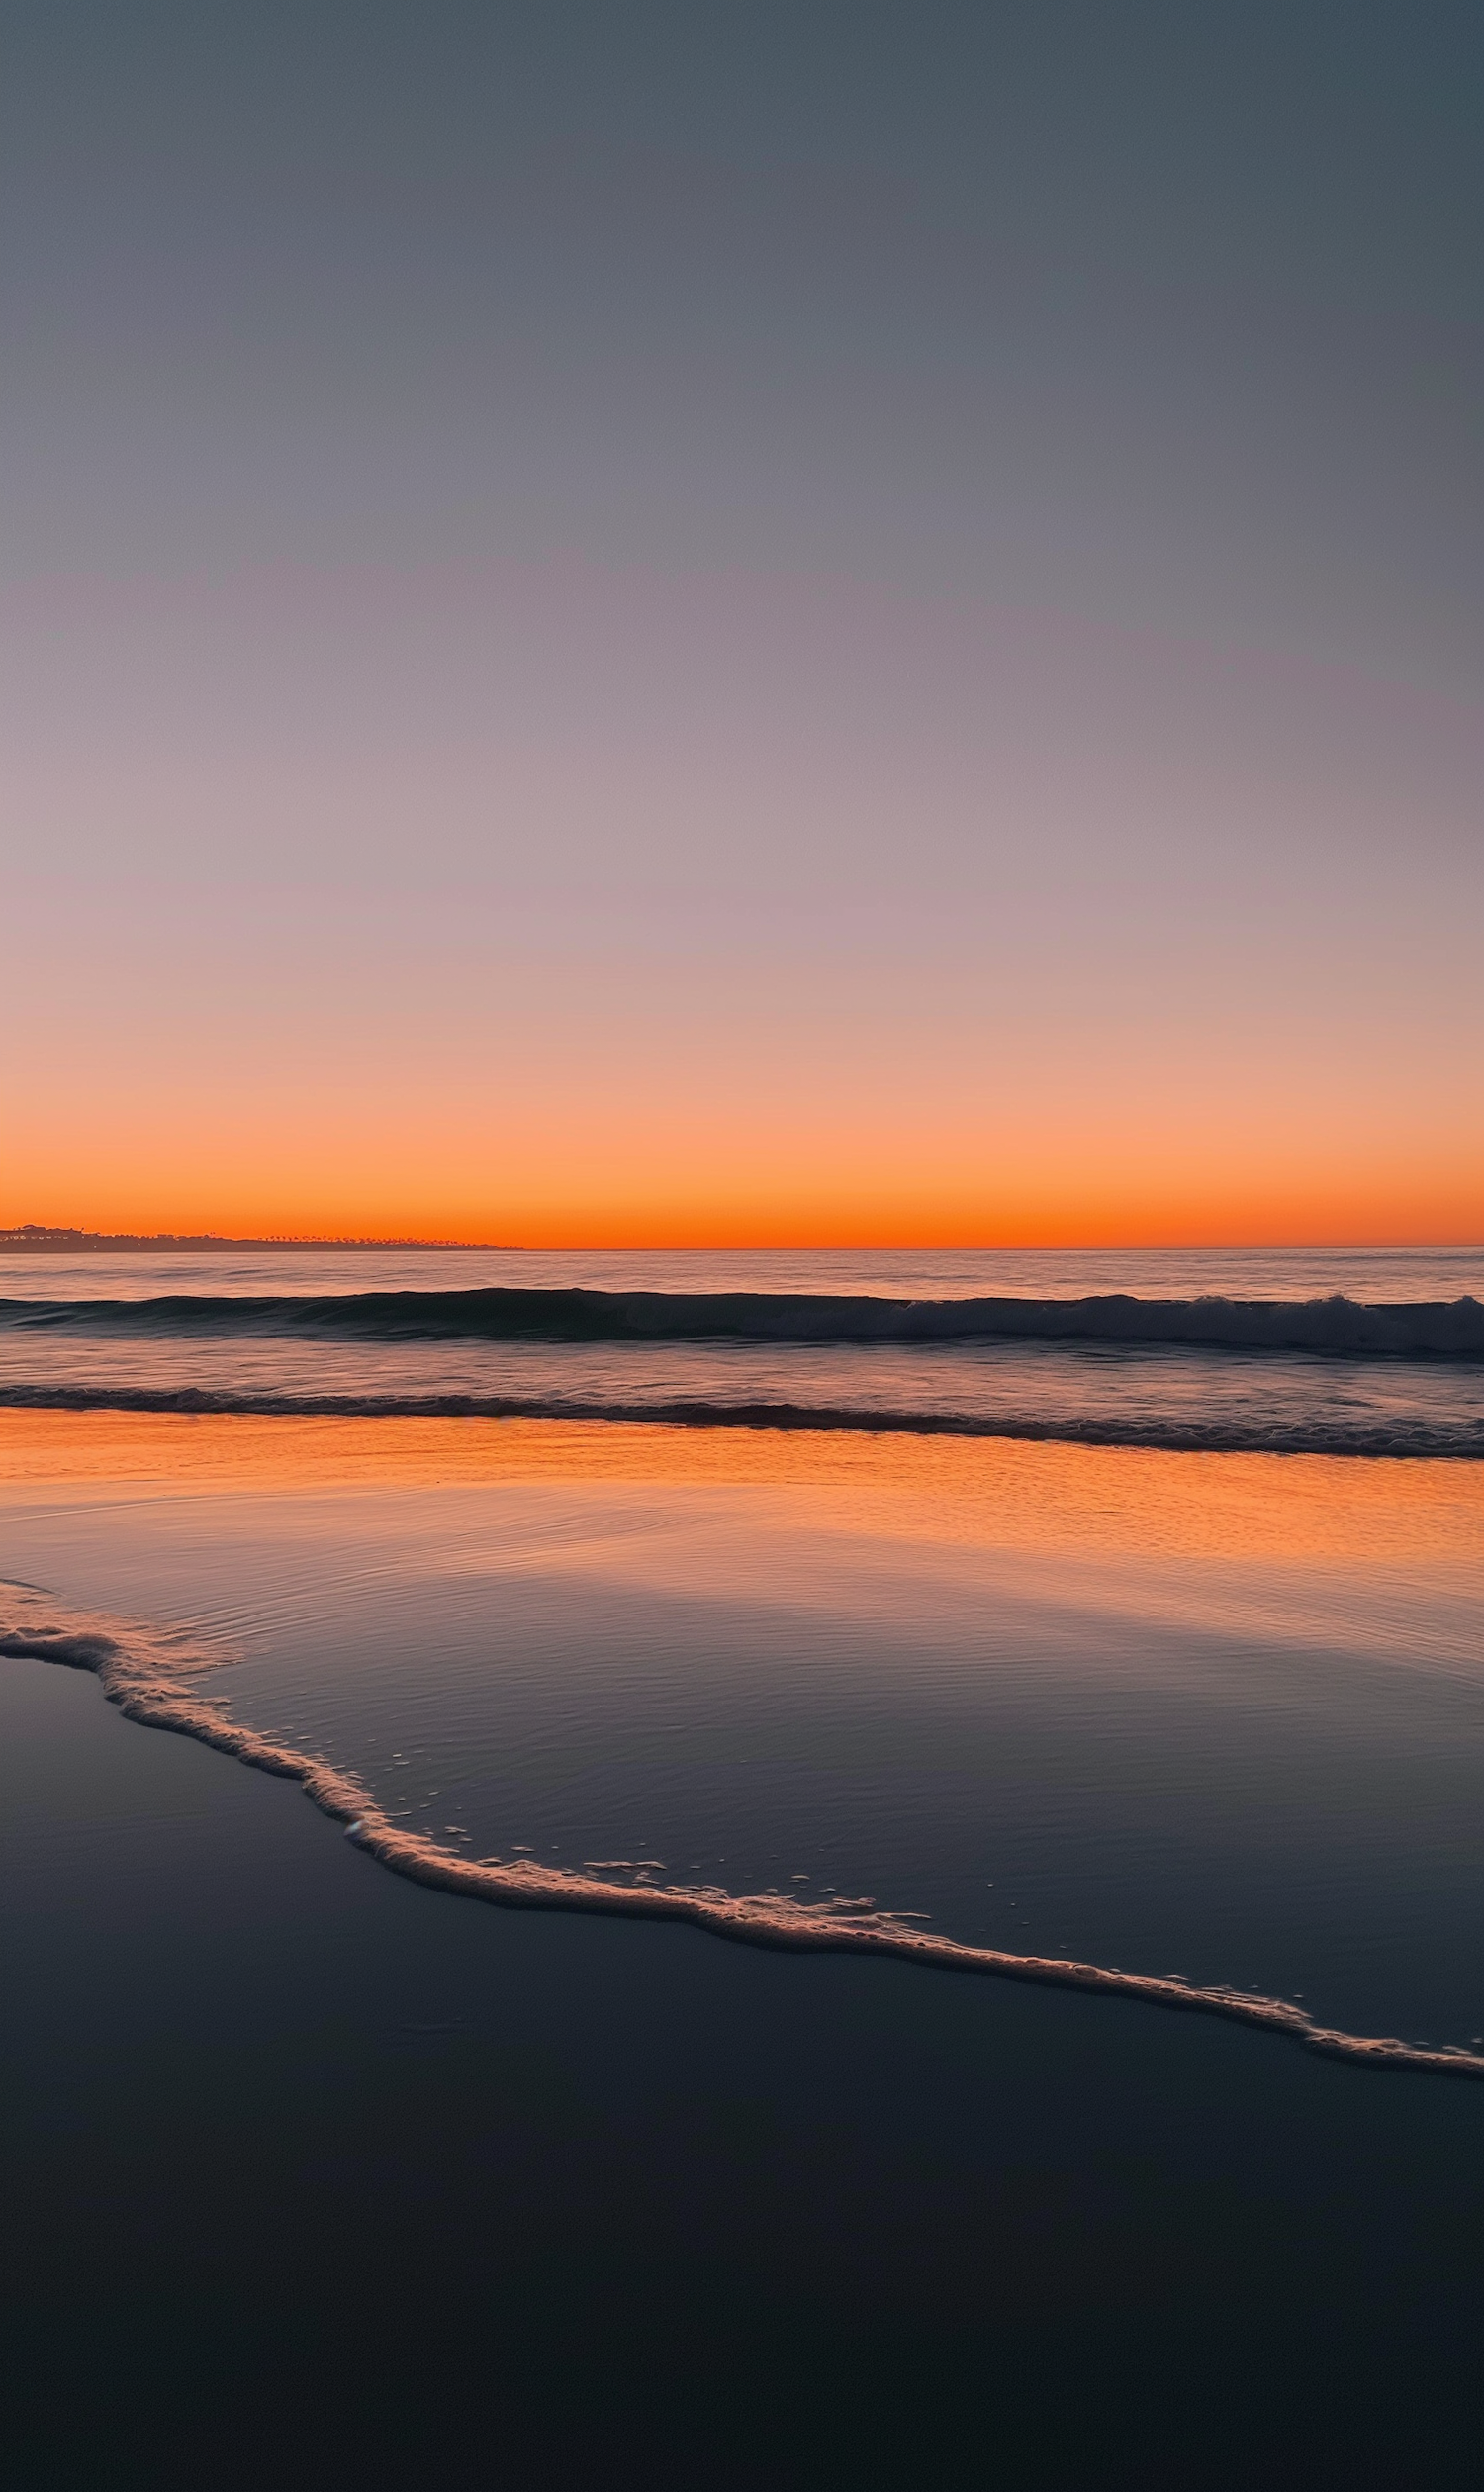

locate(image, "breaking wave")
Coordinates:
5 1579 1482 2083
3 1287 1482 1358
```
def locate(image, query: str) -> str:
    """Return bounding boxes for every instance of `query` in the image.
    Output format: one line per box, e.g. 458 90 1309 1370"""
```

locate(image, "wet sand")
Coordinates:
5 1637 1482 2488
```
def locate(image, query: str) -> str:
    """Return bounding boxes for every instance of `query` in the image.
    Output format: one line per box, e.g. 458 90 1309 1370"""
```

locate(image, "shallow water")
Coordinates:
5 1411 1480 2063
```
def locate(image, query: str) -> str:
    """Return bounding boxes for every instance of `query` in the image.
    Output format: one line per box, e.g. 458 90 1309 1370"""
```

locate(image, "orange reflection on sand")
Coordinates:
2 1408 1479 1573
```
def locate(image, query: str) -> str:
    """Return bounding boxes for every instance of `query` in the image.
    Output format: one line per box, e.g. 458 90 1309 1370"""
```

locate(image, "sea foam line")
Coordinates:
4 1581 1482 2084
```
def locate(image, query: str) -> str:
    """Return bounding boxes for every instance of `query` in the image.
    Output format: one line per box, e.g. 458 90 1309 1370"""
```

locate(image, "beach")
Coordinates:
6 1595 1482 2487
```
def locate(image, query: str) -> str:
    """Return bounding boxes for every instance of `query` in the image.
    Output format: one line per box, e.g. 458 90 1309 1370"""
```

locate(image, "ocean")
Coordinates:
4 1246 1483 2480
4 1243 1483 1454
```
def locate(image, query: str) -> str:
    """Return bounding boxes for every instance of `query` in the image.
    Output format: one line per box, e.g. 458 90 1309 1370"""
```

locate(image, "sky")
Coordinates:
3 0 1480 1245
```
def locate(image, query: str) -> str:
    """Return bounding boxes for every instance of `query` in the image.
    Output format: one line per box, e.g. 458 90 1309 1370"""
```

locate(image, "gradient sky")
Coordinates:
3 0 1480 1243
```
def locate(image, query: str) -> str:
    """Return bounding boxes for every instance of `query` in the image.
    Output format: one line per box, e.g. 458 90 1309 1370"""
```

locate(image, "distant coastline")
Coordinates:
0 1225 477 1255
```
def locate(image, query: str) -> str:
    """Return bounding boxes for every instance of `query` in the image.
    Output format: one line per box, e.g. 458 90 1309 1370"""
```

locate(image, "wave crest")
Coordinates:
3 1287 1482 1358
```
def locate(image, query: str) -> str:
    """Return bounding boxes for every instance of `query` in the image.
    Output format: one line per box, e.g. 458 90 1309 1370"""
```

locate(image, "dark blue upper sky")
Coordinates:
7 0 1479 678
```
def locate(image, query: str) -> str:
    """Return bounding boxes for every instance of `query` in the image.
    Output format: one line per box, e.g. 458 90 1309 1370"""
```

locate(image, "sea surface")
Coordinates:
3 1246 1482 2077
3 1244 1483 1457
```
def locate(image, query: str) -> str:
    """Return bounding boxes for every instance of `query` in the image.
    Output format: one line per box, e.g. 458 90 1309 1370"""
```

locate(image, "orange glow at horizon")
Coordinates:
7 1196 1481 1250
7 1162 1480 1253
8 1204 1482 1249
9 1093 1483 1247
8 907 1481 1250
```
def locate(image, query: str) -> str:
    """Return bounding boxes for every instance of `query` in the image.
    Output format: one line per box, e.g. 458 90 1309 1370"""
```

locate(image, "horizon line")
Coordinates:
4 1224 1481 1257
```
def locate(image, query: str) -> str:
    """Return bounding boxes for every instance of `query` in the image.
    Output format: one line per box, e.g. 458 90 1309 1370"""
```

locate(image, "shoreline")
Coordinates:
6 1577 1481 2085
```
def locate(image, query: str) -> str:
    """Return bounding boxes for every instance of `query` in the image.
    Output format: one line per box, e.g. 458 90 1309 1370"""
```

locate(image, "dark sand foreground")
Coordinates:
4 1645 1481 2490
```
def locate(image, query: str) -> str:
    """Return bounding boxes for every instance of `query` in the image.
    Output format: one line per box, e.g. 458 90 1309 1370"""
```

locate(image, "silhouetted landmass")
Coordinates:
0 1225 476 1254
